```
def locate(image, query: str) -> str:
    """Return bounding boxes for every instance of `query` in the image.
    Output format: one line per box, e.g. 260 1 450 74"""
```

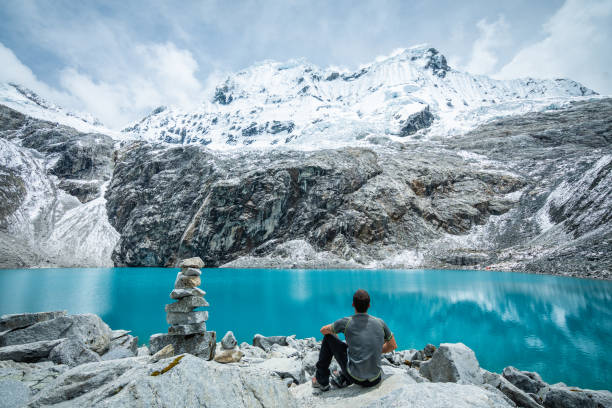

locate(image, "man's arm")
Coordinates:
382 334 397 353
320 323 334 335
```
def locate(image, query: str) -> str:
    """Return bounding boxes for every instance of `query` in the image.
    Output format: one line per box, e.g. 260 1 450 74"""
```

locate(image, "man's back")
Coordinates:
333 313 392 382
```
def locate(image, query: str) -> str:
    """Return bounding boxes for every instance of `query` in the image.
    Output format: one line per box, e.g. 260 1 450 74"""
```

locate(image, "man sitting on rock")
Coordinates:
312 289 397 391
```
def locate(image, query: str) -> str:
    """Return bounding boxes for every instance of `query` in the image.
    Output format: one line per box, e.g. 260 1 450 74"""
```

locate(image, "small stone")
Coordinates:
165 296 209 313
252 334 287 352
0 311 67 332
181 267 202 276
214 348 244 364
174 274 201 289
170 288 206 299
178 257 204 269
168 322 206 335
150 344 174 363
221 331 238 350
166 311 208 325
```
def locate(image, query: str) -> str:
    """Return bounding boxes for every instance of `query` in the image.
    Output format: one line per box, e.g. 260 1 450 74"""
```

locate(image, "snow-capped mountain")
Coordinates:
123 45 596 150
0 82 113 135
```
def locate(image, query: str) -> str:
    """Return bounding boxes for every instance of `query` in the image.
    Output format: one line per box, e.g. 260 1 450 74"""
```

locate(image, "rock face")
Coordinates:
104 99 612 279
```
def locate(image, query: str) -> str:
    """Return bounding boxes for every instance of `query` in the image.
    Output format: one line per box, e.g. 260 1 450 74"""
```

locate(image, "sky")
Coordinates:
0 0 611 129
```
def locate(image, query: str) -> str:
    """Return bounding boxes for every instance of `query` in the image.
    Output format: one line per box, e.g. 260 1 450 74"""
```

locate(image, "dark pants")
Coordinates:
315 334 381 387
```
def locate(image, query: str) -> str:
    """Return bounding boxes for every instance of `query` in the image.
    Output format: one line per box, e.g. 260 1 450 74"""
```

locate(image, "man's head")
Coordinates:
352 289 370 313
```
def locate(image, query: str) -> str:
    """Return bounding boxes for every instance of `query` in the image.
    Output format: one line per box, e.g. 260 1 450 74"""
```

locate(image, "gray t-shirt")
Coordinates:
332 313 393 382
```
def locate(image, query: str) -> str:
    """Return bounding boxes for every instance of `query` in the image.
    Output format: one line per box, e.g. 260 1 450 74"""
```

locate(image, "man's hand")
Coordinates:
320 324 334 335
382 334 397 353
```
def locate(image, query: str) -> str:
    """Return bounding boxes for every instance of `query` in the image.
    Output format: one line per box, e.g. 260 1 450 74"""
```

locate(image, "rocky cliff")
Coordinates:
104 99 611 279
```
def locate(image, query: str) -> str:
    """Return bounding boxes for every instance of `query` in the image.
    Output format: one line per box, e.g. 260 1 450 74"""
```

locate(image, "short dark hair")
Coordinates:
353 289 370 313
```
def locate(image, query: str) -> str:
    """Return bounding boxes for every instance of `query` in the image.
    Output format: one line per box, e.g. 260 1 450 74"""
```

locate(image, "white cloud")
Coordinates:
495 0 612 94
58 42 204 128
464 16 511 75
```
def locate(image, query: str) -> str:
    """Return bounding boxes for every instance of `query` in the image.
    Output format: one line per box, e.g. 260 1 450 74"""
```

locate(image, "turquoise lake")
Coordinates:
0 268 610 390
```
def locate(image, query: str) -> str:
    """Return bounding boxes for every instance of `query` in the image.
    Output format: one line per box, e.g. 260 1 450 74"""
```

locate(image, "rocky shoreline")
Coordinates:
0 310 610 407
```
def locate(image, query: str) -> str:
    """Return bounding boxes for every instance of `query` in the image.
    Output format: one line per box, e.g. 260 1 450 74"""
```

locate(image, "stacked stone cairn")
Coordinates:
148 257 216 360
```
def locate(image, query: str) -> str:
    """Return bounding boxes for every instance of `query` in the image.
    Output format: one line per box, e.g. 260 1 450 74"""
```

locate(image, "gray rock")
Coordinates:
149 332 216 360
182 267 202 276
166 311 208 325
165 296 209 313
170 287 206 299
29 354 295 407
503 366 547 394
50 338 102 367
168 322 206 335
542 386 612 408
239 342 268 359
221 331 237 350
0 360 69 394
483 369 544 408
0 311 67 332
0 379 30 408
214 348 244 364
173 299 210 313
0 314 112 355
174 273 201 289
178 257 205 268
270 344 299 359
109 333 138 356
419 342 483 385
253 334 288 352
0 339 64 363
301 350 319 376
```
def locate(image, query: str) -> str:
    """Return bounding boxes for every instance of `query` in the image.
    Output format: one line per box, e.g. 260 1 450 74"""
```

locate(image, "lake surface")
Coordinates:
0 268 610 390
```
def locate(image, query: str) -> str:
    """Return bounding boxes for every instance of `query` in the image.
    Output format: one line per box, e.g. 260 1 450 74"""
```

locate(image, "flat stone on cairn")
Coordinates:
149 257 216 359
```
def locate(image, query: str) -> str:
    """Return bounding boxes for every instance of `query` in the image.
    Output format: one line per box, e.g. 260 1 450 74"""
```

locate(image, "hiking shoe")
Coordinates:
331 371 351 389
311 377 330 392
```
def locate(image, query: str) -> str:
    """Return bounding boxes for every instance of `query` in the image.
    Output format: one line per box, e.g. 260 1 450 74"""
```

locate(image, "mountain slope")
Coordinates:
123 45 596 150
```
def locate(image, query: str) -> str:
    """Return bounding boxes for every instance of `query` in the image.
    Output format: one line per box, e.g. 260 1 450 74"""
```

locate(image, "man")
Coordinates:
312 289 397 391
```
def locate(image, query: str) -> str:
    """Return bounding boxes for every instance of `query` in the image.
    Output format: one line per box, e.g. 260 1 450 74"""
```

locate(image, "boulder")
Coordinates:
182 267 202 276
239 342 268 359
109 334 138 355
168 322 206 335
174 273 201 289
270 344 299 358
542 386 612 408
253 334 288 352
290 373 513 408
50 338 101 367
419 343 483 385
0 314 112 355
28 354 295 407
482 369 544 408
149 332 216 360
503 366 547 394
0 379 30 408
166 311 208 325
0 360 69 394
165 296 209 313
221 331 237 350
178 257 205 268
424 343 436 358
170 288 206 299
136 346 150 357
0 311 67 332
110 330 130 340
0 339 65 363
214 349 244 364
301 350 319 375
